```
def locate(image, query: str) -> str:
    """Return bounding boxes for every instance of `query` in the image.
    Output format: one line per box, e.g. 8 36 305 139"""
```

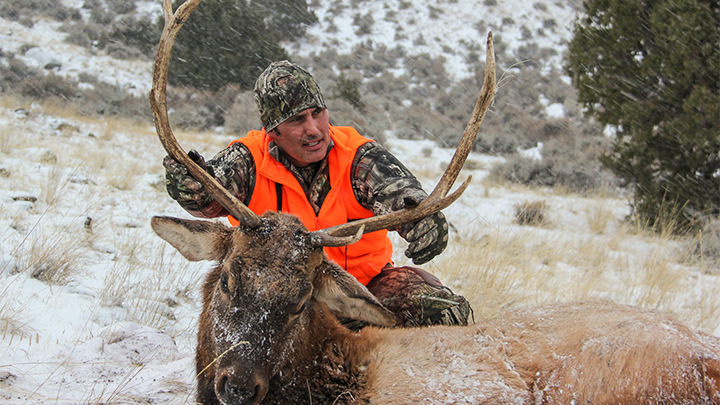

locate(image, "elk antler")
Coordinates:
149 0 262 229
311 32 496 243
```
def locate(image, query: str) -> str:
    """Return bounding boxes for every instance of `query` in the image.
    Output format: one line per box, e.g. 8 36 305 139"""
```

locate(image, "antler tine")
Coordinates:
149 0 262 229
312 32 496 243
433 32 496 198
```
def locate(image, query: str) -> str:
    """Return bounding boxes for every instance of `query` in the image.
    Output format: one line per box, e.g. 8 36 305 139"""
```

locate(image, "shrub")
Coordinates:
353 12 375 36
693 219 720 274
326 98 387 144
75 77 150 120
106 0 136 15
489 131 615 194
428 6 443 19
60 21 105 49
0 56 34 93
166 85 241 130
103 42 144 60
492 156 556 188
515 200 547 226
0 0 74 25
332 73 366 112
90 5 116 25
19 73 79 100
225 91 262 135
533 2 548 11
103 16 159 59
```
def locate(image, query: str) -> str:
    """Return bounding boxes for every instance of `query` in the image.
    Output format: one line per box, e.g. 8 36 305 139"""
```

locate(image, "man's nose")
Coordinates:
301 114 320 135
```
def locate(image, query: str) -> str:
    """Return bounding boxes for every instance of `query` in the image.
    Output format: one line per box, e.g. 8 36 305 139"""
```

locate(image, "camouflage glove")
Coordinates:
163 149 213 204
395 189 449 265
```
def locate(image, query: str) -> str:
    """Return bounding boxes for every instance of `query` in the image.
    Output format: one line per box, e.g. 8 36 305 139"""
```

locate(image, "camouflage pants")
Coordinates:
345 265 473 329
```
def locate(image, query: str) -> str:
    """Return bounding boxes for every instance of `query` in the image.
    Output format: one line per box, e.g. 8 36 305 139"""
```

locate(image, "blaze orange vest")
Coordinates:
227 126 393 285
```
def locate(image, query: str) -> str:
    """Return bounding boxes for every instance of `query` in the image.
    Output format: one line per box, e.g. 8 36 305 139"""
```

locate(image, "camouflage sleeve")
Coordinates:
350 142 428 218
179 142 256 218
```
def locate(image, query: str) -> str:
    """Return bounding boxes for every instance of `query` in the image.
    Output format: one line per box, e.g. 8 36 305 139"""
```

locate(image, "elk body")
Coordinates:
148 1 720 404
153 213 720 405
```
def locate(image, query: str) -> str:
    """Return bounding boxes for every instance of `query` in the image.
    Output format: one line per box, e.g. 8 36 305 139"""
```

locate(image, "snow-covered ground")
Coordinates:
1 0 718 403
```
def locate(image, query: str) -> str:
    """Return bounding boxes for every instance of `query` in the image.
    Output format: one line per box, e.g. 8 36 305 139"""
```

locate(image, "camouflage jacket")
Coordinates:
179 136 427 228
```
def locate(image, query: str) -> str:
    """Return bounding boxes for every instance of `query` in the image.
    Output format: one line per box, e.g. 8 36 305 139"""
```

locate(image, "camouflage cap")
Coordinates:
254 60 326 132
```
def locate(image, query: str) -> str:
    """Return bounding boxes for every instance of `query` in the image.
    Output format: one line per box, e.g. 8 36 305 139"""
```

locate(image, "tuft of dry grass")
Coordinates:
0 283 35 345
514 199 547 226
38 166 66 208
100 228 200 331
684 219 720 275
11 224 91 285
585 202 615 235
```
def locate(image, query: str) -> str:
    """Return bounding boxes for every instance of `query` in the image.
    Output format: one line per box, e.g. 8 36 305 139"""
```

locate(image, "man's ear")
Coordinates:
313 261 396 327
267 128 281 141
151 216 232 262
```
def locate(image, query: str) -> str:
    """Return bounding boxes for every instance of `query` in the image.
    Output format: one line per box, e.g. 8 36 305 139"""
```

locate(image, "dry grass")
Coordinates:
434 211 720 334
585 202 616 235
100 227 200 331
0 95 201 337
0 282 35 346
514 199 547 226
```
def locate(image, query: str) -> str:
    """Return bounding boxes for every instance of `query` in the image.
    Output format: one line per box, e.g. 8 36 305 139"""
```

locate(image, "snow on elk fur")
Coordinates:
152 213 720 405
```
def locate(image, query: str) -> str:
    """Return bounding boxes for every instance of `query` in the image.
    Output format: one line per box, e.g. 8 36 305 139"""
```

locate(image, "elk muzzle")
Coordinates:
215 366 269 405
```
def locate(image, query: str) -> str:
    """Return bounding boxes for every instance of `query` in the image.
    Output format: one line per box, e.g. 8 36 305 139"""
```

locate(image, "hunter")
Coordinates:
164 60 471 327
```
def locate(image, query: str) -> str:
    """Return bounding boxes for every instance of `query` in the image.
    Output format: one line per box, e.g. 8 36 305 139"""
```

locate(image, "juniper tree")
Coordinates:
565 0 720 231
168 0 294 91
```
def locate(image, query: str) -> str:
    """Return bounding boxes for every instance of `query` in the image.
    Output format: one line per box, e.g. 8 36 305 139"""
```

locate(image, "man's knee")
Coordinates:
366 265 473 327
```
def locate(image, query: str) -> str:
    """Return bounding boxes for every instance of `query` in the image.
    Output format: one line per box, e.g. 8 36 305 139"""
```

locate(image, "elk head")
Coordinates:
151 213 396 404
148 1 495 403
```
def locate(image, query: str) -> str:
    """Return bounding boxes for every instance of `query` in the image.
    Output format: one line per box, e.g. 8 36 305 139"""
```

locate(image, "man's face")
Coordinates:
269 107 331 167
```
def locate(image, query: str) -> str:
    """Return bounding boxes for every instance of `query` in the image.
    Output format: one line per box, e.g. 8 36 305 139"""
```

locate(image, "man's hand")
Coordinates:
395 190 450 265
163 149 211 203
404 212 449 265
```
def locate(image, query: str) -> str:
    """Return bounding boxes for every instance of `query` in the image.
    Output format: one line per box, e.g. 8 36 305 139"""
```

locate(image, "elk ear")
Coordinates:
151 216 232 262
313 261 396 327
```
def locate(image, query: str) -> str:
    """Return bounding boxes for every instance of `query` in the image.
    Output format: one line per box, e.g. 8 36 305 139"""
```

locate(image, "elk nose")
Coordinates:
216 372 268 405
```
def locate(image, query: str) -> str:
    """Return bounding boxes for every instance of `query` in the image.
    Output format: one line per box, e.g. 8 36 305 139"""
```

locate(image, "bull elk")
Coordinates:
148 1 720 404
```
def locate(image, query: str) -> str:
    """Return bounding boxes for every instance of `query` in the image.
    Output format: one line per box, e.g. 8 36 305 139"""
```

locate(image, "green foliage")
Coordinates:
103 16 160 59
332 73 366 112
566 0 720 232
169 0 314 91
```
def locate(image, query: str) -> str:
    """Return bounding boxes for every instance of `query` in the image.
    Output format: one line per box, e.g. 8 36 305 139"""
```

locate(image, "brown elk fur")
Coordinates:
152 214 720 405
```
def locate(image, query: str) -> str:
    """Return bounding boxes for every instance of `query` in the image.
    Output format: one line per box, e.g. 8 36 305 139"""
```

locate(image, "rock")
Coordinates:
24 47 62 70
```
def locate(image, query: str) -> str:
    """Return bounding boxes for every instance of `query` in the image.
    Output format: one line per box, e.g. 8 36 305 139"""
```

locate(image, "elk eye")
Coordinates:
292 302 307 316
220 273 229 294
